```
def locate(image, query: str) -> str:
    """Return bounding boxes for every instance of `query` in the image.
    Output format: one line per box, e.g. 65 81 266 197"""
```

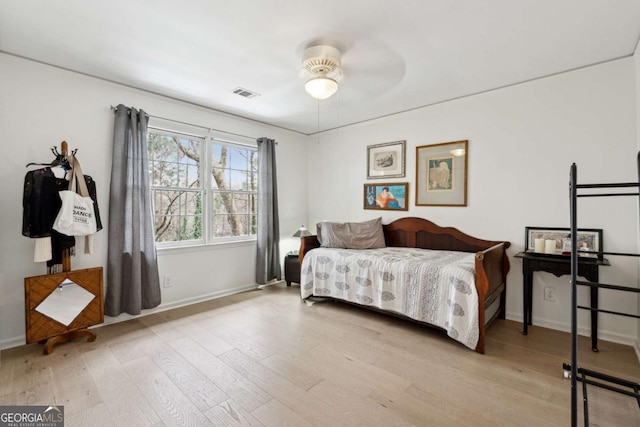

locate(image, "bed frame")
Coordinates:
299 217 511 353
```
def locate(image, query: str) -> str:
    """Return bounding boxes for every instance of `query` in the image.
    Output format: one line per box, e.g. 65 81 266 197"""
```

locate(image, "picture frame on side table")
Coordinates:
415 140 468 206
525 226 603 258
367 140 406 179
363 182 409 211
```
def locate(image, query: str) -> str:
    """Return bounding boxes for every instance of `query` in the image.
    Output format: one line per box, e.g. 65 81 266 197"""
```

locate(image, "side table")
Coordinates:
514 251 609 351
285 254 301 286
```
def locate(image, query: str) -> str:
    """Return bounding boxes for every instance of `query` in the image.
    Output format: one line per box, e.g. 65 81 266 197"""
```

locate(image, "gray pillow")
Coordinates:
317 218 386 249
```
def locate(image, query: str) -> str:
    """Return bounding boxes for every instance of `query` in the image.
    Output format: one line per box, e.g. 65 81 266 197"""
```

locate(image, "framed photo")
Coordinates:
525 226 603 258
367 140 406 179
415 140 468 206
363 183 409 211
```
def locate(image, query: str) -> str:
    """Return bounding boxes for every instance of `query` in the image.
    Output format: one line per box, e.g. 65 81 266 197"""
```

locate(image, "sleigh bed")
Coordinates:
299 217 510 353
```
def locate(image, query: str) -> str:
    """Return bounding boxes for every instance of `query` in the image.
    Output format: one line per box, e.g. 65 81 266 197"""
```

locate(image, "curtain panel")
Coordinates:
256 137 281 284
105 104 161 316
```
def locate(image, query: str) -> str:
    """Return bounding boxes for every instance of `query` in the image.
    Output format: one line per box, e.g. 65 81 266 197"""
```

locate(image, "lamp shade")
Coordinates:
293 225 311 238
305 76 338 100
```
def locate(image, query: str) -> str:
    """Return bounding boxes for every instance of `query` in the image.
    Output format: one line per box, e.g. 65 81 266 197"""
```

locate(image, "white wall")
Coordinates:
307 58 639 345
0 53 308 349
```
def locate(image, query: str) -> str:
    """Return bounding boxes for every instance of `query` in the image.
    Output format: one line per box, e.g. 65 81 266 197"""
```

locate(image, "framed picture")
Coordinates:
363 183 409 211
415 140 468 206
367 140 406 179
525 226 603 258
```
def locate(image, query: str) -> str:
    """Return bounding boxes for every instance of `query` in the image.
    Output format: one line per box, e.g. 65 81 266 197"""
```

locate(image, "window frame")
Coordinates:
148 127 258 249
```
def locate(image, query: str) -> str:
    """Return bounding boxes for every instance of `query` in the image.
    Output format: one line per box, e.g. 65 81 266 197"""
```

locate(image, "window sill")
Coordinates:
157 238 257 256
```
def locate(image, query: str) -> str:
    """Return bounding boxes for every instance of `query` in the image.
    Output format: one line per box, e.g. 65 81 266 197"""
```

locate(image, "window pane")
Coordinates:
211 167 231 190
208 141 257 239
151 189 203 242
211 213 254 238
211 214 233 238
233 193 249 214
177 164 200 188
148 134 201 189
211 191 256 237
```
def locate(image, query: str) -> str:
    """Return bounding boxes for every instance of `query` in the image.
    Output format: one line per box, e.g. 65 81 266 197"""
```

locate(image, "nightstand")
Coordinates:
284 254 301 286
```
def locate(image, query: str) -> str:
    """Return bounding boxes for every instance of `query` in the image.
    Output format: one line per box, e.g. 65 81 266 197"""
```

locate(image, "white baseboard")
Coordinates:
101 282 259 326
505 311 636 347
0 335 25 352
0 283 259 352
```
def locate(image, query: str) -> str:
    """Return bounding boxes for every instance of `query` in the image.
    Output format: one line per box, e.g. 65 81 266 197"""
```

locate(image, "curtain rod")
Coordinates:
110 105 258 141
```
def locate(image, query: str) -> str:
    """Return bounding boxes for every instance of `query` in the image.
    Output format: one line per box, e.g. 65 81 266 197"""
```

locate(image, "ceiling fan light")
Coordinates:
305 76 338 100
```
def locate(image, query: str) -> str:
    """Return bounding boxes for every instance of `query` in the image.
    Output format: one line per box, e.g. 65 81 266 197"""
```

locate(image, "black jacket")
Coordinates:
22 167 103 238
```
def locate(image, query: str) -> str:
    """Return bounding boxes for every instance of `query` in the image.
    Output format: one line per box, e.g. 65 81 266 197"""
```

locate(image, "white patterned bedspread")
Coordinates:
300 247 479 349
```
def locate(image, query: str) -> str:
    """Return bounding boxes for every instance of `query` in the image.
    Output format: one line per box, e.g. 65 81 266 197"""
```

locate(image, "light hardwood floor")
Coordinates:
1 283 639 426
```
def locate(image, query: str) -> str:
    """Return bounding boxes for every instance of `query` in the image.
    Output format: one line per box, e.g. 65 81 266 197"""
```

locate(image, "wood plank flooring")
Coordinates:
1 283 639 426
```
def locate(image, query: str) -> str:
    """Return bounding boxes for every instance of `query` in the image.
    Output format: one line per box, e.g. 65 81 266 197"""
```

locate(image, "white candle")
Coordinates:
534 238 545 253
544 239 557 254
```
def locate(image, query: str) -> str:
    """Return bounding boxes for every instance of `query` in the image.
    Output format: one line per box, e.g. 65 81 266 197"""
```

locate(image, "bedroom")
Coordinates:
1 1 640 425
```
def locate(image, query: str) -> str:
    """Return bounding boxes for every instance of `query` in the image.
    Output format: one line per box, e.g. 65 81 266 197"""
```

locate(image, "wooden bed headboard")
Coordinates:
300 217 510 261
383 217 510 253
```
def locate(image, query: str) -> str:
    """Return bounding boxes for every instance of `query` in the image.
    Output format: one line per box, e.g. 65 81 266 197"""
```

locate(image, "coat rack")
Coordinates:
23 140 104 355
60 141 71 272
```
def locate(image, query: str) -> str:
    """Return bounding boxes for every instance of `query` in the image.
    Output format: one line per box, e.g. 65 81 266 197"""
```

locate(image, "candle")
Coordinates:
534 238 545 253
544 239 557 254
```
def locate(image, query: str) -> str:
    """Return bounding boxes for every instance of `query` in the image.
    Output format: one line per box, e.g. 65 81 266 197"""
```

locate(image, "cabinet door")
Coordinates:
24 267 104 343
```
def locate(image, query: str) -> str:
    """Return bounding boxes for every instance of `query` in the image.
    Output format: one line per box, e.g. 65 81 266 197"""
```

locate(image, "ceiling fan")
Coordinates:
300 45 344 100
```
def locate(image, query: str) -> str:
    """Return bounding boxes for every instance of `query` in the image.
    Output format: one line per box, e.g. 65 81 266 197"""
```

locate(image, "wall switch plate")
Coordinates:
544 286 556 302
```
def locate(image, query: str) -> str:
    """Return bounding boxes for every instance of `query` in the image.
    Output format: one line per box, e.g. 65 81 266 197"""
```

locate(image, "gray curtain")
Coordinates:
105 104 161 316
256 137 281 284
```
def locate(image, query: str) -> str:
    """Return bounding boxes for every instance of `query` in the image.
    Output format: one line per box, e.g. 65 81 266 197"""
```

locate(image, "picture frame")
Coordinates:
367 140 406 179
524 226 603 258
363 182 409 211
415 140 468 206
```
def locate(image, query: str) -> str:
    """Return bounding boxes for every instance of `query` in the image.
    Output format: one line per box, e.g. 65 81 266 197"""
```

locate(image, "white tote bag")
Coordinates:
52 156 97 236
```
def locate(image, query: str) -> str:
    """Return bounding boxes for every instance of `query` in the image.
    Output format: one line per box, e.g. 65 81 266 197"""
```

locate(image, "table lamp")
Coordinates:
291 225 311 255
293 225 311 238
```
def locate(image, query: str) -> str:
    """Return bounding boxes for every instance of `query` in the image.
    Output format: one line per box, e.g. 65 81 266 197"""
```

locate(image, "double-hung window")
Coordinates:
148 129 258 247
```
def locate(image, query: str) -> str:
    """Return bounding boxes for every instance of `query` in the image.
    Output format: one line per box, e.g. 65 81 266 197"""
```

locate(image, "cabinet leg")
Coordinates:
42 329 97 355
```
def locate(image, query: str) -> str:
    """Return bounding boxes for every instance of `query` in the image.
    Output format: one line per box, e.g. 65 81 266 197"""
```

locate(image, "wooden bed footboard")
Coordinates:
474 242 511 353
299 217 510 354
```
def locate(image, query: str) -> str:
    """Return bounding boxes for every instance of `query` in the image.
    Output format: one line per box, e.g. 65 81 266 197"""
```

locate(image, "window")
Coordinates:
148 129 257 246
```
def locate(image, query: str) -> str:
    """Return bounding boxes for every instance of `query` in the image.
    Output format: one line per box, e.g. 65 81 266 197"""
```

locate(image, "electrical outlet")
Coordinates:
544 286 556 302
163 275 173 288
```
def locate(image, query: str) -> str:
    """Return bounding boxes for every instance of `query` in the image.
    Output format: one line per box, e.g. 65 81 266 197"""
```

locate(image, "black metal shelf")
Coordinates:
568 153 640 426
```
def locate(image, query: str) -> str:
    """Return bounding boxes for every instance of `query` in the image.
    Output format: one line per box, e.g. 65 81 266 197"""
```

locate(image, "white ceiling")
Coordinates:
2 1 640 135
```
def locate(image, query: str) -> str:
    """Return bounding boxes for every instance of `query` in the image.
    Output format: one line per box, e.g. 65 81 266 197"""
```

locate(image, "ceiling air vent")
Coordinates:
231 87 260 99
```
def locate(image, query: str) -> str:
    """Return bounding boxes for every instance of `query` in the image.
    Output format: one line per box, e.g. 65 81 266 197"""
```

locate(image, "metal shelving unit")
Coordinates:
566 153 640 426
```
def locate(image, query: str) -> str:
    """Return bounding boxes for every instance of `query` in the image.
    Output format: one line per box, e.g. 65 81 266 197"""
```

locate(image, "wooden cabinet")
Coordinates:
24 267 103 354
